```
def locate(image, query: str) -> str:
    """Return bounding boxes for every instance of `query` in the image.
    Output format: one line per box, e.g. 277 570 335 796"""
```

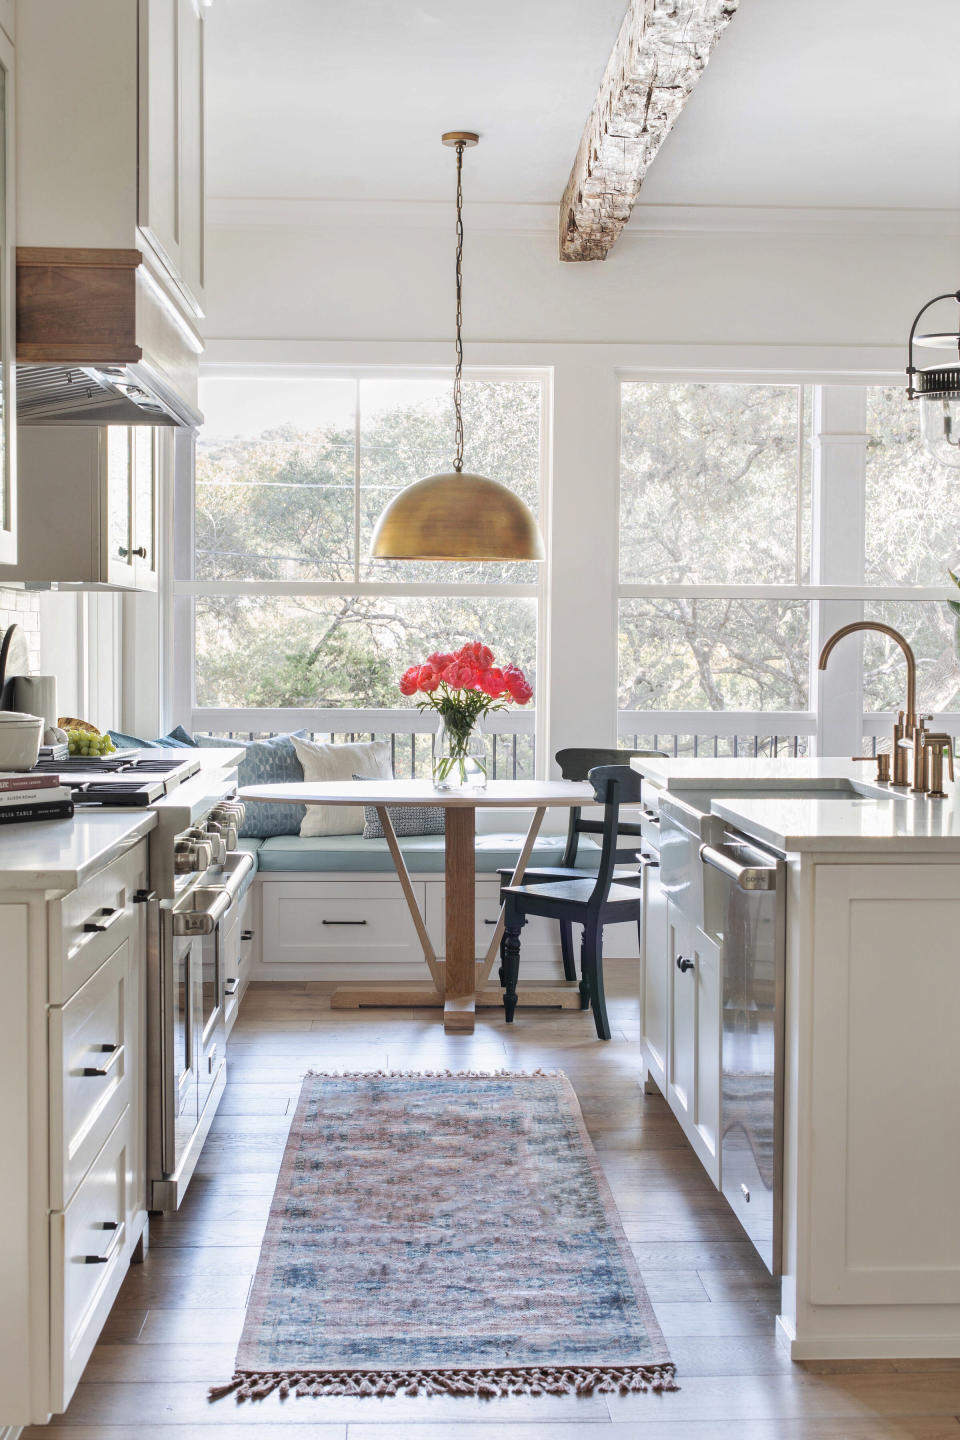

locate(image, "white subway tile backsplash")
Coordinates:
0 586 42 671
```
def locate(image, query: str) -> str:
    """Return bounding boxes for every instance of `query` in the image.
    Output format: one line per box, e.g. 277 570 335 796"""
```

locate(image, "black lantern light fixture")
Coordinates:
906 290 960 468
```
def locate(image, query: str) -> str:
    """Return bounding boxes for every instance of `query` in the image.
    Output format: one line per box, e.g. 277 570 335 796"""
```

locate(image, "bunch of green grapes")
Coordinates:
66 729 117 758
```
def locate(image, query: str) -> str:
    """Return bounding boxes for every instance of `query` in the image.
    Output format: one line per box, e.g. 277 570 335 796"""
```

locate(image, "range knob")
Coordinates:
173 839 200 875
203 821 227 865
184 829 214 871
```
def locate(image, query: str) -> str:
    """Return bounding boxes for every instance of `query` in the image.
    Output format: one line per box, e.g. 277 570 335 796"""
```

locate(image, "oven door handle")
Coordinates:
172 887 233 936
218 850 255 902
700 843 778 892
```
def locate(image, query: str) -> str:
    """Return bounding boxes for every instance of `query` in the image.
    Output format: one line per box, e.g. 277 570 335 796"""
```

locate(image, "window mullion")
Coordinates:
353 377 361 583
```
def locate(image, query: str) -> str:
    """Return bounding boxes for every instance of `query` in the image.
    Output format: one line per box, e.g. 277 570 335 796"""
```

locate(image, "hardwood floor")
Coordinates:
26 961 960 1439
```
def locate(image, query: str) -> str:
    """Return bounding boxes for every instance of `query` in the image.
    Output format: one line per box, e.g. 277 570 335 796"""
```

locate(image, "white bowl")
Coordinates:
0 712 44 771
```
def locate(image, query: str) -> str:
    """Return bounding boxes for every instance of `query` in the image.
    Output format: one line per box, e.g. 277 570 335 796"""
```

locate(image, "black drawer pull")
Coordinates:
321 919 368 926
82 1221 123 1265
483 918 498 925
240 929 254 940
82 1043 124 1077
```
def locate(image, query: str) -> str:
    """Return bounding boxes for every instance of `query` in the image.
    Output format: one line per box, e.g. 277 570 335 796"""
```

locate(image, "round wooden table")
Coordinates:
240 779 593 1033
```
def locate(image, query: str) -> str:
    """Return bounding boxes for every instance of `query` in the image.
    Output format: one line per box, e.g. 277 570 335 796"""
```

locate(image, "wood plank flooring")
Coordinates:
26 961 960 1439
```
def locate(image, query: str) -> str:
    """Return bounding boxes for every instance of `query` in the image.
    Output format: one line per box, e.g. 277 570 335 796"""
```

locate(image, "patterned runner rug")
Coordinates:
212 1069 678 1401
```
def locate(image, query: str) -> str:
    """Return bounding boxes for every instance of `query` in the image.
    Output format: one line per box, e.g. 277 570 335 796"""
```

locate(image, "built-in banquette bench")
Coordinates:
109 727 639 990
233 829 627 985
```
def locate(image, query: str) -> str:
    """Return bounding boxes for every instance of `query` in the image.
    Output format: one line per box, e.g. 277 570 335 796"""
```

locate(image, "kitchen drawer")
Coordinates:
50 841 148 1003
261 881 426 965
50 1105 131 1410
49 938 131 1210
471 881 560 958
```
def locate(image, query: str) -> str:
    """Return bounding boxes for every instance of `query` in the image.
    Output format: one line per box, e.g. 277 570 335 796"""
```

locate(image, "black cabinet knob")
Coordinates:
676 955 694 973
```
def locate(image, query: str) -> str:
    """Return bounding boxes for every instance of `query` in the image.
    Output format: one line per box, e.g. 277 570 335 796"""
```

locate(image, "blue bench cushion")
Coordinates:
254 832 601 875
236 838 262 898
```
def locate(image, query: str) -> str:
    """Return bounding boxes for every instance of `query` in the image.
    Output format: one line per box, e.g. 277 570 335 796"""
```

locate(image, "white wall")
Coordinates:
204 203 958 349
198 204 959 764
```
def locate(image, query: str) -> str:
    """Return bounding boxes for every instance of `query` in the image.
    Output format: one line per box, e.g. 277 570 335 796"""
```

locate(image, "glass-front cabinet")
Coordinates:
3 423 161 589
0 29 16 564
106 426 159 590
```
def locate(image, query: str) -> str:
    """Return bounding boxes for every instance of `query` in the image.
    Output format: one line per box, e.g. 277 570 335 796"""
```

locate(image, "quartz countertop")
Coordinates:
630 755 960 853
0 810 157 892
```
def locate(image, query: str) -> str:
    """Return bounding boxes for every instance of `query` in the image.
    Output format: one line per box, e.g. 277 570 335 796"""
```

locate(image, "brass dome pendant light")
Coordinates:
370 132 545 561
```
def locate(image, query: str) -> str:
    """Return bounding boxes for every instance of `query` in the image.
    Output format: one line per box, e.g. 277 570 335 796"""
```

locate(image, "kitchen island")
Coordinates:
630 754 960 1363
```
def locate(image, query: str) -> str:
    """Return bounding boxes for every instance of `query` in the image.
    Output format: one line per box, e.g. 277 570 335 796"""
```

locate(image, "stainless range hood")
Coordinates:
16 247 203 428
17 361 201 427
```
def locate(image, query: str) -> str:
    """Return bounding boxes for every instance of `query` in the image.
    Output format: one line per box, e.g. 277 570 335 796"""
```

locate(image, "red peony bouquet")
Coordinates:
398 643 532 786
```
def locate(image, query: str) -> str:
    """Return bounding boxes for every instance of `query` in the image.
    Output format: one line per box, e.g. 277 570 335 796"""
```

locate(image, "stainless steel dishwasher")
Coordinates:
700 832 786 1275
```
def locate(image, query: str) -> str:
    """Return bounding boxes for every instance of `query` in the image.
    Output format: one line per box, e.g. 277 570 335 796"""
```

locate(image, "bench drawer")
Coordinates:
50 1105 131 1410
50 842 148 1003
261 881 426 965
49 938 131 1210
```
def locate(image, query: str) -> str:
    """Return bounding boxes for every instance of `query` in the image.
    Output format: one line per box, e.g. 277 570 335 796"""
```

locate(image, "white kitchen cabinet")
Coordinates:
0 22 15 564
639 854 668 1093
138 0 206 313
807 862 960 1309
666 911 720 1183
6 424 162 590
0 838 150 1427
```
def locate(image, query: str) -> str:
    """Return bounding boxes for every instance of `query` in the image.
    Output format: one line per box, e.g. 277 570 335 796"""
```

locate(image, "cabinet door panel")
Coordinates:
105 427 135 588
133 426 159 590
640 858 668 1090
138 0 181 277
693 925 721 1182
667 899 694 1128
0 31 14 564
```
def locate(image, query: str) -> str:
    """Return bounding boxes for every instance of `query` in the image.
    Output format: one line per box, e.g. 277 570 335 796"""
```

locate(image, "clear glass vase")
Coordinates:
433 714 487 791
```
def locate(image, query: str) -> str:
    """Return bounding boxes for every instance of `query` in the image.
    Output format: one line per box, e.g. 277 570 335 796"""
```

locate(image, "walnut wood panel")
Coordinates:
560 0 740 262
16 246 143 362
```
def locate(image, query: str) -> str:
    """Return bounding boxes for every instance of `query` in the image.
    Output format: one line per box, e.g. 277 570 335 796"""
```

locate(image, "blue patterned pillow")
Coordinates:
353 774 445 839
194 732 307 838
109 724 198 750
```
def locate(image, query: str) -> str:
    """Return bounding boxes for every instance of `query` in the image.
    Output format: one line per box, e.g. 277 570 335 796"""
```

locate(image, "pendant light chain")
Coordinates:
453 140 465 474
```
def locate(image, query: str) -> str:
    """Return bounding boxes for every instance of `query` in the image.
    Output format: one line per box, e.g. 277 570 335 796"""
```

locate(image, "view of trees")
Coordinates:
619 384 810 713
193 376 960 744
194 380 540 710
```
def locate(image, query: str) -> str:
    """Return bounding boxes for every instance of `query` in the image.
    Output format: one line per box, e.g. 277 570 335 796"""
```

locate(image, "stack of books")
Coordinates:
0 773 74 825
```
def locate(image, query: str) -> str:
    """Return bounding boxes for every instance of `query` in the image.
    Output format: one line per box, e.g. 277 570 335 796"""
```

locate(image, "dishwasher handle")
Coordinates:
700 842 779 892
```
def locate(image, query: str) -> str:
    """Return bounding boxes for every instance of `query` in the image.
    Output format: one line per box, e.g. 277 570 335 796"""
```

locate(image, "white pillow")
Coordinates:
290 736 393 837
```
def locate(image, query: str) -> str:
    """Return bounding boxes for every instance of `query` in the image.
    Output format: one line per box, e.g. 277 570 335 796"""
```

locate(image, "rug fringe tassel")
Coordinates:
303 1068 565 1080
210 1363 678 1402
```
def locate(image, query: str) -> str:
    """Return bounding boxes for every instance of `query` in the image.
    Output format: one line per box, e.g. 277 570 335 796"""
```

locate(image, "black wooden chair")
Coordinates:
499 764 645 1041
496 746 660 982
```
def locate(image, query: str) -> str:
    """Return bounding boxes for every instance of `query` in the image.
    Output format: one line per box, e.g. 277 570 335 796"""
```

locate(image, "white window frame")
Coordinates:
170 362 550 771
615 374 960 754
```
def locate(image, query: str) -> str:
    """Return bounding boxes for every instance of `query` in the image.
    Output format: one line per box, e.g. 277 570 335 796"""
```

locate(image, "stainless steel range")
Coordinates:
145 759 253 1210
30 749 254 1210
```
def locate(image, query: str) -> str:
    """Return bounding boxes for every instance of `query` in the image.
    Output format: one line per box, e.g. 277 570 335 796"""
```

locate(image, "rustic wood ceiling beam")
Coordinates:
560 0 740 262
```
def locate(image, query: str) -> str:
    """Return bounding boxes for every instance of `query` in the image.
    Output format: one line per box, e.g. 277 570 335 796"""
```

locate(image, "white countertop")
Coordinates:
630 755 960 853
0 809 157 892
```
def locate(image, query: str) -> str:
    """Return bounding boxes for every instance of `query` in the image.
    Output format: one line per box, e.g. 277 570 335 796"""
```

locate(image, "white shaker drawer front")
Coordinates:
50 843 148 1002
262 881 426 965
49 939 131 1210
471 882 560 957
50 1105 131 1411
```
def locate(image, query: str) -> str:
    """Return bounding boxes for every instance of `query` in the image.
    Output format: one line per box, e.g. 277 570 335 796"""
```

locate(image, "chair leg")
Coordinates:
559 919 577 982
500 910 525 1024
581 923 612 1041
577 927 591 1010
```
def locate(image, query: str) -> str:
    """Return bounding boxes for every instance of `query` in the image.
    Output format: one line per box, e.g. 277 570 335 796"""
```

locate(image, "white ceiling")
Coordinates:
205 0 960 212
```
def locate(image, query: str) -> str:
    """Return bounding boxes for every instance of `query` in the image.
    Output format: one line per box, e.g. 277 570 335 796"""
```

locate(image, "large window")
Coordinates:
180 371 545 775
618 380 960 756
